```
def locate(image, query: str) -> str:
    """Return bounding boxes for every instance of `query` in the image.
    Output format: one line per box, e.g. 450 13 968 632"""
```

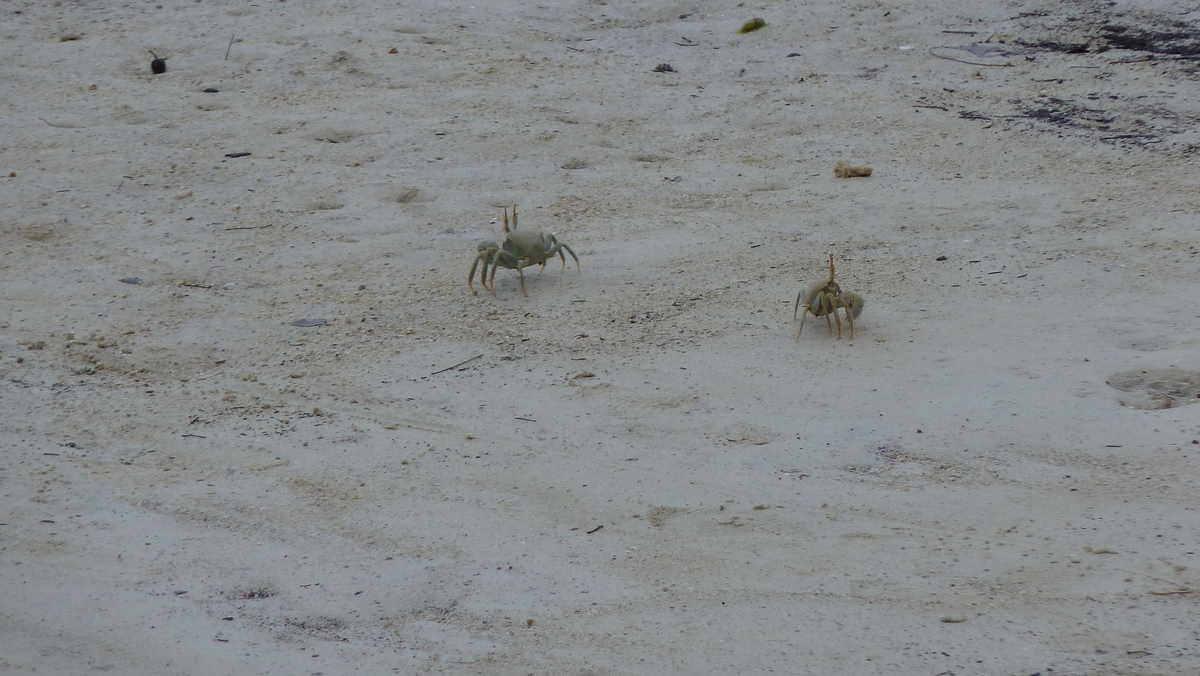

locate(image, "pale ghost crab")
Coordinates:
468 205 580 297
793 254 864 339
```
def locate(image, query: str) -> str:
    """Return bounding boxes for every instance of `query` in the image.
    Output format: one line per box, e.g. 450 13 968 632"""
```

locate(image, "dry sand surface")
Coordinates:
4 0 1200 674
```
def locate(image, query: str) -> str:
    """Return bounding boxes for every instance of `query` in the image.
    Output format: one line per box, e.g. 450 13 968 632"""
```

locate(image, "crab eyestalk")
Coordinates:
503 204 518 233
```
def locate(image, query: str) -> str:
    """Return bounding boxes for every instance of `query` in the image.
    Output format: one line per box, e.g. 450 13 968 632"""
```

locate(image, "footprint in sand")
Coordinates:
1107 368 1200 409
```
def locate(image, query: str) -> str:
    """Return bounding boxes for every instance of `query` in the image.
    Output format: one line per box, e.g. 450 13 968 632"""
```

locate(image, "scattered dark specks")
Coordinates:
120 277 141 284
290 318 327 327
787 52 802 57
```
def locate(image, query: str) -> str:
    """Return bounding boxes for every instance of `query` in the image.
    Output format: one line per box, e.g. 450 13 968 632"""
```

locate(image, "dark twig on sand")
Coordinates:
431 354 483 375
929 48 1014 67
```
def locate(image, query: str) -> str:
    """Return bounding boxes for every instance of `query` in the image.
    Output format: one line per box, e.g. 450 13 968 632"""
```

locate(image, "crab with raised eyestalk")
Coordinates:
468 205 580 297
793 254 864 339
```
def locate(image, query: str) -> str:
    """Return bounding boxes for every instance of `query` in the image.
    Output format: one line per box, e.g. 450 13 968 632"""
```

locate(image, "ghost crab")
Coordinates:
468 205 580 297
793 254 864 339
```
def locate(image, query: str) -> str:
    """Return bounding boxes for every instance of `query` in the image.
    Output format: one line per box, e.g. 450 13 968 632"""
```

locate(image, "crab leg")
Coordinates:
553 241 580 272
536 241 580 275
796 311 809 339
817 293 835 335
488 256 501 295
515 260 532 297
487 251 525 296
485 259 498 295
468 255 481 295
470 247 502 295
468 252 492 295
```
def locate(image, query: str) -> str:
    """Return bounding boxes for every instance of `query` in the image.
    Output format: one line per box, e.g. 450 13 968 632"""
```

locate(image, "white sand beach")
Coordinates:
3 0 1199 673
